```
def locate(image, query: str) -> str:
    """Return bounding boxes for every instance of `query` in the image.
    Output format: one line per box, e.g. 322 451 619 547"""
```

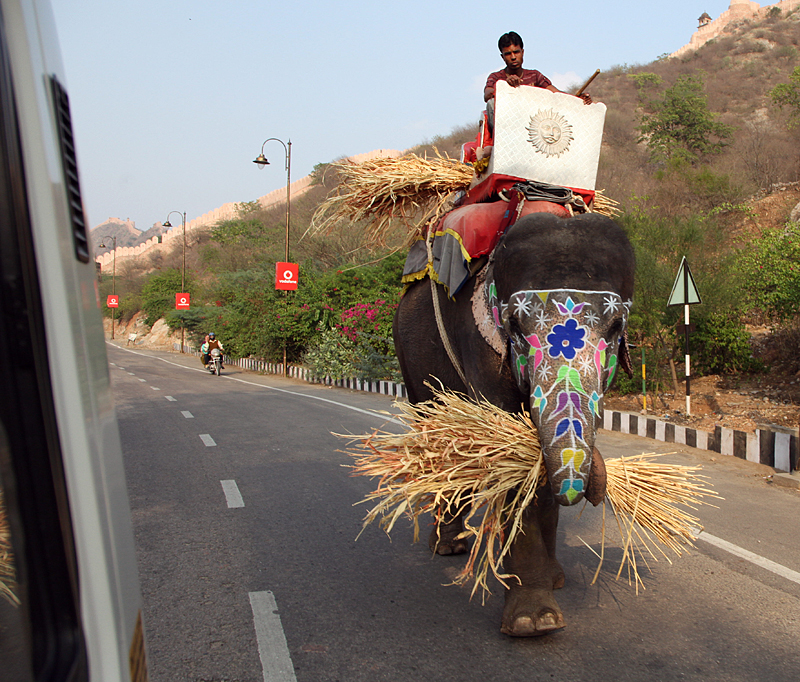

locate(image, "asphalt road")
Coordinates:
108 344 800 682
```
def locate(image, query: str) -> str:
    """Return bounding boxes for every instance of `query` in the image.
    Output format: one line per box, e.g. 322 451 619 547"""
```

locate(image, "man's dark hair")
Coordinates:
498 32 523 50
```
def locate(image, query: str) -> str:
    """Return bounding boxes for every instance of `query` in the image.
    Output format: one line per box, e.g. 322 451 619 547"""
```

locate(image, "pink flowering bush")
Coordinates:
337 300 397 348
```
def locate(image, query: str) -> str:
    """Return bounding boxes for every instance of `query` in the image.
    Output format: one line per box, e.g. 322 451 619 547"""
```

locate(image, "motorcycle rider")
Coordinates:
201 332 225 369
208 332 224 369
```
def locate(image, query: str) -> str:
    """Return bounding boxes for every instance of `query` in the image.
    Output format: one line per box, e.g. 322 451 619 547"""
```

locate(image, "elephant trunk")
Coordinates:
529 385 598 505
491 287 629 506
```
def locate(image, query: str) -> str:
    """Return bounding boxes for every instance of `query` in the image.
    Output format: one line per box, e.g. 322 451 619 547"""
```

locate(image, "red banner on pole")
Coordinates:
275 262 299 291
175 293 190 309
107 294 119 308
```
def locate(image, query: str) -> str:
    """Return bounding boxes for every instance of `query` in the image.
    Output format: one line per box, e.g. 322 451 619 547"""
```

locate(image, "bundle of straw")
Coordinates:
0 489 19 606
342 385 719 600
310 153 621 247
592 189 621 217
310 152 472 246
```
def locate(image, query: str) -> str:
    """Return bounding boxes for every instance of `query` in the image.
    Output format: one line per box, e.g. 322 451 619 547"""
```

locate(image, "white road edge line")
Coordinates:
249 591 297 682
199 434 216 447
111 344 403 425
220 480 244 508
697 530 800 586
181 411 194 419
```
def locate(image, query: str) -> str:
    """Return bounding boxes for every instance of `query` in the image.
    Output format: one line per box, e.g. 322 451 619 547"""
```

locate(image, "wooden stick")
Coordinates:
576 69 601 96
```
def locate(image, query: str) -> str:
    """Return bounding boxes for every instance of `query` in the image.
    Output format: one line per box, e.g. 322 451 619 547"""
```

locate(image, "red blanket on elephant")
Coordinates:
401 199 569 295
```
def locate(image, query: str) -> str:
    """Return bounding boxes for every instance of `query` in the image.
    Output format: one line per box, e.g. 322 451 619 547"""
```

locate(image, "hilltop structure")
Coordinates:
671 0 800 58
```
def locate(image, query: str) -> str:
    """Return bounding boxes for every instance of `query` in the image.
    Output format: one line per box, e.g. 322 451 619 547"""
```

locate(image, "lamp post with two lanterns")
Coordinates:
162 211 187 353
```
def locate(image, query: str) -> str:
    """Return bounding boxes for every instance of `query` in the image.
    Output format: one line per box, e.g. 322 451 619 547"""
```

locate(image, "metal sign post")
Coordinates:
667 257 702 415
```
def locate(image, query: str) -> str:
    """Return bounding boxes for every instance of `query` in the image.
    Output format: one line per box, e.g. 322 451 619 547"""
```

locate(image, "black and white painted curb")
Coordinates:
180 346 798 475
603 409 798 474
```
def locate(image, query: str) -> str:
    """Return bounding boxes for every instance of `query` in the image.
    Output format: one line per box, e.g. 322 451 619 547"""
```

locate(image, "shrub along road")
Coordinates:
108 345 800 682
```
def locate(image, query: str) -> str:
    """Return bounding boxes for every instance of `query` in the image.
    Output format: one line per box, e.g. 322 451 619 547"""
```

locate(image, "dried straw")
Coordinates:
592 189 621 217
310 153 620 247
310 152 472 246
342 384 720 601
0 489 19 606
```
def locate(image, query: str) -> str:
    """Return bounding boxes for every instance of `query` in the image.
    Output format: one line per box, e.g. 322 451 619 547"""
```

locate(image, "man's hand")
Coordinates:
506 74 522 87
579 93 593 105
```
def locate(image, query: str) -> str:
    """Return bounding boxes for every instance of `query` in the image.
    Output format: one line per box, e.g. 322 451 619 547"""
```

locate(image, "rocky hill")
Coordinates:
91 217 169 257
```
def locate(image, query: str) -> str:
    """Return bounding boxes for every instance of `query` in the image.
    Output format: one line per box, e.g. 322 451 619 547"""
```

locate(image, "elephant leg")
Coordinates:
428 509 468 556
501 488 565 636
535 484 565 590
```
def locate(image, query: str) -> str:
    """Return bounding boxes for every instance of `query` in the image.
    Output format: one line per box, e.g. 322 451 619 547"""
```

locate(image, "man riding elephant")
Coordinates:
484 31 592 130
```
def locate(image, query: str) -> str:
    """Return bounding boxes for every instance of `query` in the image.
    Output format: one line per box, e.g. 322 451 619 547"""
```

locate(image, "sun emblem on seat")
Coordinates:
527 109 574 158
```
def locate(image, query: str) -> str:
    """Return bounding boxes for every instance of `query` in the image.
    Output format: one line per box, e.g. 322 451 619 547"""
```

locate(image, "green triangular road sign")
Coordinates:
667 257 702 306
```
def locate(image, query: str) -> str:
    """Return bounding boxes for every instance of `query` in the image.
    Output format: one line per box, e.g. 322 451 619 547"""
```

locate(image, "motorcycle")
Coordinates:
208 348 222 376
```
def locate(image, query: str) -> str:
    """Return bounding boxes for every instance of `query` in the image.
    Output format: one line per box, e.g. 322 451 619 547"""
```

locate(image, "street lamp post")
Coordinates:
254 138 292 375
163 211 187 353
99 235 117 339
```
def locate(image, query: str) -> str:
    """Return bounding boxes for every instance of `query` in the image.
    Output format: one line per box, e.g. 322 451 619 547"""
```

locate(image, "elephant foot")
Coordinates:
501 587 565 637
429 517 468 555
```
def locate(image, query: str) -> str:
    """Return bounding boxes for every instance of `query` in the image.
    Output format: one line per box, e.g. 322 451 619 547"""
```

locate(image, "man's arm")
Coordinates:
484 71 499 102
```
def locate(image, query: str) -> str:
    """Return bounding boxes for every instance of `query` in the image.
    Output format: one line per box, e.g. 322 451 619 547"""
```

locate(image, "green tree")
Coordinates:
638 74 734 164
140 269 189 326
770 66 800 128
740 222 800 321
627 72 662 103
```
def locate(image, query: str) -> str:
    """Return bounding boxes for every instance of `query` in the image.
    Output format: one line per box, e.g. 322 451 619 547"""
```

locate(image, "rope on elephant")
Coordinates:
307 152 620 247
339 383 721 601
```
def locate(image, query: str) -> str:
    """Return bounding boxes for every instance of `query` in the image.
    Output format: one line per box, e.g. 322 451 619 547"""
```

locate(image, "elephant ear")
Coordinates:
619 329 634 379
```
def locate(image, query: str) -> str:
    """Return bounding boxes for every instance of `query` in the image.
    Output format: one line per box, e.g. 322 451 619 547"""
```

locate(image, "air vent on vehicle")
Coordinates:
50 76 90 263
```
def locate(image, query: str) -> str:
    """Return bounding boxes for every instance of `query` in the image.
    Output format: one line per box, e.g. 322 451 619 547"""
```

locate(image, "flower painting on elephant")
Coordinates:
490 287 631 503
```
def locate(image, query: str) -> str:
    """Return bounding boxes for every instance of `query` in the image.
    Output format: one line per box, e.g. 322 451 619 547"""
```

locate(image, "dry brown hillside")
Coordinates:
590 9 800 212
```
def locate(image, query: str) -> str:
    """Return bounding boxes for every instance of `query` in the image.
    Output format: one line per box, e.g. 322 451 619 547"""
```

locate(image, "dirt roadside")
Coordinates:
605 373 800 436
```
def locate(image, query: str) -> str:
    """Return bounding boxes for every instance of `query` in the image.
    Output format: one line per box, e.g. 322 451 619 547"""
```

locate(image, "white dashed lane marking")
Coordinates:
221 480 244 508
138 378 146 383
150 386 160 391
249 591 297 682
165 396 177 402
199 434 216 447
181 411 194 419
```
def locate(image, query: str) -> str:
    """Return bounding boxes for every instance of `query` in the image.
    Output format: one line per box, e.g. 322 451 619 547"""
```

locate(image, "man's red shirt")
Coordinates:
485 68 552 94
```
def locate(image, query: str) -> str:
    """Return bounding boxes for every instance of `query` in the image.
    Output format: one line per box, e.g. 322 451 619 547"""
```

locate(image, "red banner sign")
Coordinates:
275 262 299 291
107 294 119 308
175 293 190 310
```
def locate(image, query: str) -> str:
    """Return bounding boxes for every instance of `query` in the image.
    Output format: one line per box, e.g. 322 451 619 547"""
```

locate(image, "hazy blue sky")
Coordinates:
49 0 734 231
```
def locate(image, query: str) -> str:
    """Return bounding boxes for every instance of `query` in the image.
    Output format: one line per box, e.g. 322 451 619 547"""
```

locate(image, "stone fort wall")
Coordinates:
96 148 403 271
671 0 800 58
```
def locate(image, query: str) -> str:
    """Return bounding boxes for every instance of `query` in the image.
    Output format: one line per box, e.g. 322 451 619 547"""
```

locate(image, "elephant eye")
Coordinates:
605 317 624 340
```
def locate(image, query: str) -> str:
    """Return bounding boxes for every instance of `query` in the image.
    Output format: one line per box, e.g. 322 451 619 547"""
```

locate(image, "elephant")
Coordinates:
393 210 635 636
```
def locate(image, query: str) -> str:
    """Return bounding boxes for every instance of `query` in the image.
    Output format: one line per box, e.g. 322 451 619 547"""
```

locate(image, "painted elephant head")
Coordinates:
488 213 635 506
